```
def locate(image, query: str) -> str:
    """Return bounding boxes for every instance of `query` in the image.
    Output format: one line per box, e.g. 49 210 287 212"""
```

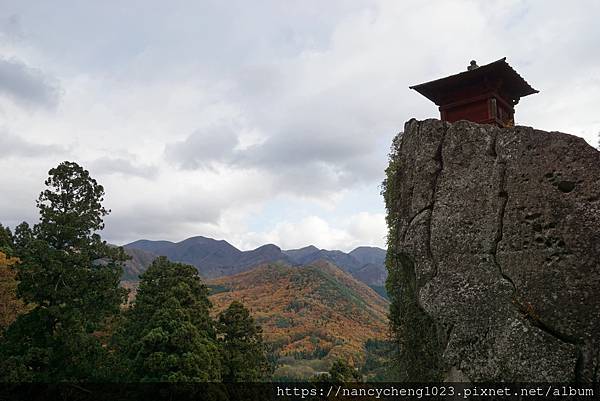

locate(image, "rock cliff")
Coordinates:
384 119 599 382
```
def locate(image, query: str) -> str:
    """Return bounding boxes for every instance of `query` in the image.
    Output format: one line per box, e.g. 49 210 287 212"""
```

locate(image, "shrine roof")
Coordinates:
410 58 538 105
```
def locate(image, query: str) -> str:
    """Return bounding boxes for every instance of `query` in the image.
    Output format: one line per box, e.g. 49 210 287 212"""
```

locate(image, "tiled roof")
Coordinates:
410 58 538 105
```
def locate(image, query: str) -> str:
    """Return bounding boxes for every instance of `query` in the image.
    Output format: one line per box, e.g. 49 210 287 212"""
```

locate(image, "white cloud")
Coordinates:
346 212 387 248
0 0 598 248
239 212 386 252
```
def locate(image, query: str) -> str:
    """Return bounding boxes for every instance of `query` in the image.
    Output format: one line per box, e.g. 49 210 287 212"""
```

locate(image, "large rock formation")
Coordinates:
385 119 599 382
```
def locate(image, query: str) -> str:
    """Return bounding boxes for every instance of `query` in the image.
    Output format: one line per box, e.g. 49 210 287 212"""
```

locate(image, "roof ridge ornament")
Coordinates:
467 60 479 71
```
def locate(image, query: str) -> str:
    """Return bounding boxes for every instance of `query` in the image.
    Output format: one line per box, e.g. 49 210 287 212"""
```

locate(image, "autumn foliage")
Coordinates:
0 251 29 332
208 260 389 377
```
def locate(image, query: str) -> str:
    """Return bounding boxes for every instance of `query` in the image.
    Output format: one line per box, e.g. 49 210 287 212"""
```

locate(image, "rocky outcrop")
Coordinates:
385 119 599 382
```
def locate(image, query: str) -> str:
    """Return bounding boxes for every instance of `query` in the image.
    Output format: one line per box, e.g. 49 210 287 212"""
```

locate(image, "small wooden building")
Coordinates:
410 58 538 127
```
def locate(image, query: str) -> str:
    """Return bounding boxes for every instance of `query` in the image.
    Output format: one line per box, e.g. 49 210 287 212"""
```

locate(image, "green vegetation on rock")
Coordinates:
382 135 445 382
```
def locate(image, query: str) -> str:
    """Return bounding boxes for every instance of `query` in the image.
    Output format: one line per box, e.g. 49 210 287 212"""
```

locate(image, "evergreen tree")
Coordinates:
116 256 221 382
12 222 33 252
217 301 269 382
0 161 127 382
0 223 13 254
313 359 361 382
328 359 362 383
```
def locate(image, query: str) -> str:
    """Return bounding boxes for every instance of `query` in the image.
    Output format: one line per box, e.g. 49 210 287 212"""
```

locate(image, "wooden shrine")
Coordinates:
410 58 538 127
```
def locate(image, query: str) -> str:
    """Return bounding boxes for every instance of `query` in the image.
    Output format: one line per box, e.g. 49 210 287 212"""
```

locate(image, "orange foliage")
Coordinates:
0 251 29 331
208 261 389 365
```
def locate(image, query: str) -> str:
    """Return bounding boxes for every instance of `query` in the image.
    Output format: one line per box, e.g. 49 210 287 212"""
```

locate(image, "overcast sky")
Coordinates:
0 1 598 251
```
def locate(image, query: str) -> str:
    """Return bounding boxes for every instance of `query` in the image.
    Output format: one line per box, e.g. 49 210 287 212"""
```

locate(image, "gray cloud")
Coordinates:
164 124 382 195
0 130 64 158
87 157 158 179
1 0 599 247
0 57 60 108
239 129 366 168
236 129 383 195
165 125 239 170
104 200 224 245
0 14 23 42
165 95 387 196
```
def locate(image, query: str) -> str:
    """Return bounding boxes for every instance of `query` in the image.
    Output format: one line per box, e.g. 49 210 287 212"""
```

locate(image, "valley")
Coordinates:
120 236 391 380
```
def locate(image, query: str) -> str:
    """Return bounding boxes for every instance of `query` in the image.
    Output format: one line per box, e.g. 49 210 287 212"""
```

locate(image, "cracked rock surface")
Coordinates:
387 119 600 381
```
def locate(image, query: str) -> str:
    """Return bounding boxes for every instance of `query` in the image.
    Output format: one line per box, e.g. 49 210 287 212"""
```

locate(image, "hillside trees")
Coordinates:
0 224 18 331
0 251 18 330
217 301 270 382
0 161 127 381
328 359 362 382
361 338 393 381
0 227 29 332
115 256 221 381
313 359 361 382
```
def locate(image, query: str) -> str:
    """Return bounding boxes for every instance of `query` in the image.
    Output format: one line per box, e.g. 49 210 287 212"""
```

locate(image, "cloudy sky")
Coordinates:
0 1 598 251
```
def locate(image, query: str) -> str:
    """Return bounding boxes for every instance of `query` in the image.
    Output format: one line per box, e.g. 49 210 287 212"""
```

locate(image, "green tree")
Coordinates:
361 339 394 381
116 256 221 382
0 223 13 254
314 359 361 382
12 222 34 252
0 161 127 382
217 301 270 382
328 359 362 382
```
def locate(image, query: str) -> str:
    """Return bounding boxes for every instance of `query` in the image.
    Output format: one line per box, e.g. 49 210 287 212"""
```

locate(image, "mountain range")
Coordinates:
121 236 387 295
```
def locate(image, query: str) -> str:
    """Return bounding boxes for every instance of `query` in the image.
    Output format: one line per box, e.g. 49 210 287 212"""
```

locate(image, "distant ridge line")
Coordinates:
122 235 388 295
